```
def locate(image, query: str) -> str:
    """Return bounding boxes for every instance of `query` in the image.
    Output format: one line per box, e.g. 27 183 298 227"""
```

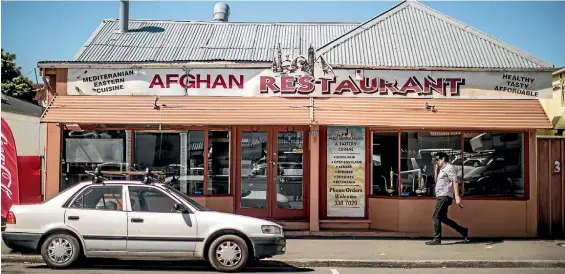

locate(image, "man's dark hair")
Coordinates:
436 152 449 161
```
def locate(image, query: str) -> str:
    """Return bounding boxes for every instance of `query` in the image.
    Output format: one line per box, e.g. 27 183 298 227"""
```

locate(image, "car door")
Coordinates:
65 185 128 253
125 185 198 254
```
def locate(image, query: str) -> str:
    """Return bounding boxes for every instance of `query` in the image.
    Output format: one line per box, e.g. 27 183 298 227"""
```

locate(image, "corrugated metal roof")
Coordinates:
314 98 553 129
67 1 552 69
1 93 44 117
318 1 553 69
41 96 312 125
73 20 358 63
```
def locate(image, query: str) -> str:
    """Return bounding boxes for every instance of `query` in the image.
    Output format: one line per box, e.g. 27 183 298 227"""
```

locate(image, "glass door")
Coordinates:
272 127 308 219
236 126 308 219
237 127 272 218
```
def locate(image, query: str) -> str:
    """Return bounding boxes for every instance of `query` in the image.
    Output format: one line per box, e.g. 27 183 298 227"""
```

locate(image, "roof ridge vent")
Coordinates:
213 2 230 22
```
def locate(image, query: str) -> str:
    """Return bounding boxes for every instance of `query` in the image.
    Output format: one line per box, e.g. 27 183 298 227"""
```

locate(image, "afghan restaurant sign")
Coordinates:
67 66 552 99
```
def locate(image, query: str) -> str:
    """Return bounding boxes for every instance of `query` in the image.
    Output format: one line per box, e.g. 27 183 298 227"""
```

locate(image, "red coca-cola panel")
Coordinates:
17 156 42 204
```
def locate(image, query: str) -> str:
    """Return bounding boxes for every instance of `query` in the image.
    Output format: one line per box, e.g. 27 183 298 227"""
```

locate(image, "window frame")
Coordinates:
65 184 126 211
367 129 530 201
131 126 233 197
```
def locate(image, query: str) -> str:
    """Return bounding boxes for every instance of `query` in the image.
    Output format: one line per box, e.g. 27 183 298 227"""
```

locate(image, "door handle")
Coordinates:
68 216 79 221
131 218 144 223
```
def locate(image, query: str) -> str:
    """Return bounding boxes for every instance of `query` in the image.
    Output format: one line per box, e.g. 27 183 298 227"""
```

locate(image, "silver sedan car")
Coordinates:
2 174 286 272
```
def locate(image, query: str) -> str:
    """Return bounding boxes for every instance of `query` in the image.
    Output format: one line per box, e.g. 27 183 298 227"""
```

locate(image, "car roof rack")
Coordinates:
92 167 105 184
142 168 156 185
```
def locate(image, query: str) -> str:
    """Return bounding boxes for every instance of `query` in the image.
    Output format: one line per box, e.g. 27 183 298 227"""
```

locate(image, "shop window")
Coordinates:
462 133 524 198
134 131 205 196
399 132 462 197
61 130 127 191
371 132 399 196
208 130 231 195
134 132 182 171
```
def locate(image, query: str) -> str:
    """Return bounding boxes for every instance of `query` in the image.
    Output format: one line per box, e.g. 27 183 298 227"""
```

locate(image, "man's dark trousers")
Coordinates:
433 196 466 240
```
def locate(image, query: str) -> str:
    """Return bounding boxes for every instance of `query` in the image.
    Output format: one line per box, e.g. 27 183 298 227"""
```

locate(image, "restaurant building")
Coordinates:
38 1 556 237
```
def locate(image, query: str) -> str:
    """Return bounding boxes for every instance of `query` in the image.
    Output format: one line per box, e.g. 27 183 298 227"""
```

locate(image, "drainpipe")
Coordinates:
120 0 129 33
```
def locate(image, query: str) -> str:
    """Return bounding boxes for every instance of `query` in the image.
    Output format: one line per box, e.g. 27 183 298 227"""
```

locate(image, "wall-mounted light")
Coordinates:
425 102 437 113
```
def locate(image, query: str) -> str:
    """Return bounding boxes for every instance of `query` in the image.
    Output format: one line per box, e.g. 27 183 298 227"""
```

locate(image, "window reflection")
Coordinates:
400 132 462 197
61 130 127 191
134 132 182 171
462 133 524 197
277 131 304 209
208 131 230 195
136 131 205 196
240 131 268 209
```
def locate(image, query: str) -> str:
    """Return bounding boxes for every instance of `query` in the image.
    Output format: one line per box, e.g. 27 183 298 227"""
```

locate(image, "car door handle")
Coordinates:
68 216 79 221
131 218 144 223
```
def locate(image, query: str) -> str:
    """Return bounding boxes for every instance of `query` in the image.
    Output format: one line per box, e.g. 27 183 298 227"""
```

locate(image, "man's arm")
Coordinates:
448 166 463 207
453 179 460 198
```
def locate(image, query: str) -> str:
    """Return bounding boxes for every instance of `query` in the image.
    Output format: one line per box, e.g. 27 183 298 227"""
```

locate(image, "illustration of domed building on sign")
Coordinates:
270 43 335 80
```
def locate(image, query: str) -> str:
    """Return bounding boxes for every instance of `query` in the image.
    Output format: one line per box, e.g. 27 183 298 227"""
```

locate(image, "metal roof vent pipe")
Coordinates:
213 2 230 22
120 0 129 32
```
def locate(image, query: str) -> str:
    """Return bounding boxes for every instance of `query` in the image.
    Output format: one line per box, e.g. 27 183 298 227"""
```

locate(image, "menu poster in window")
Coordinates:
326 126 365 217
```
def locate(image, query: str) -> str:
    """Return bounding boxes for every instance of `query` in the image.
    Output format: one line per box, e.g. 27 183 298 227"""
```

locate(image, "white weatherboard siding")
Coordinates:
1 112 45 157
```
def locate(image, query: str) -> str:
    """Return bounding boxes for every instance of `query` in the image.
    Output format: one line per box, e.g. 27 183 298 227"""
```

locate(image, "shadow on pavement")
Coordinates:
441 238 505 246
25 259 314 272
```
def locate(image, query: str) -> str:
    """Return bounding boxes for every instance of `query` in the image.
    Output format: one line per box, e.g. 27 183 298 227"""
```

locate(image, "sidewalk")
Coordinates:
2 239 565 268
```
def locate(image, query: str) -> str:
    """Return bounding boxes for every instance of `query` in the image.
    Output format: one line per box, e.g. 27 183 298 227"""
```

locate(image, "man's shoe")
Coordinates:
461 228 470 243
425 239 441 245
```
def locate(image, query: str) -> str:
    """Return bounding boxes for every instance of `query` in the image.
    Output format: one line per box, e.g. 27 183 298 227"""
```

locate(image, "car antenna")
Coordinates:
142 168 155 185
92 167 104 184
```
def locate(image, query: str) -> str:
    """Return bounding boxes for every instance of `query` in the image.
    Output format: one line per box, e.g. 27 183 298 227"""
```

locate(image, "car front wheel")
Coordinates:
40 233 81 269
207 235 249 272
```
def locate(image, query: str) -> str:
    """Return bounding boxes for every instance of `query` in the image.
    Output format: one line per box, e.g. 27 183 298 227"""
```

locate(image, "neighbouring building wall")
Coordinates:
538 69 565 136
1 111 45 203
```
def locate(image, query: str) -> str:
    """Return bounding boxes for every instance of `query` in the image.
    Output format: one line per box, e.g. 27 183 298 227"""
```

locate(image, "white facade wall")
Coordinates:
1 112 45 157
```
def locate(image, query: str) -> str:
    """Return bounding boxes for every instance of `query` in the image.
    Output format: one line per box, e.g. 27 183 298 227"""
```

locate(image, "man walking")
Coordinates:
426 152 469 245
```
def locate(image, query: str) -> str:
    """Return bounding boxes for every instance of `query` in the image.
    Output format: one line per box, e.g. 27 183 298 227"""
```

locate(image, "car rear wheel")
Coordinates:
207 235 249 272
40 233 81 269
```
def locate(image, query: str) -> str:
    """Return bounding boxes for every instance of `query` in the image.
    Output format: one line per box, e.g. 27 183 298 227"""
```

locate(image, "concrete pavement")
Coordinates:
2 239 565 268
1 263 564 274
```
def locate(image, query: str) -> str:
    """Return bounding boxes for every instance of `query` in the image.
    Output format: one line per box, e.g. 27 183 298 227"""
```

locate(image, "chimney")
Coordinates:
213 2 230 22
120 0 129 33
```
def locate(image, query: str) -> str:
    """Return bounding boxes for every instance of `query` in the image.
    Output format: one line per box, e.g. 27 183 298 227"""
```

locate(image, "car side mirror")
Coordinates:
173 203 189 213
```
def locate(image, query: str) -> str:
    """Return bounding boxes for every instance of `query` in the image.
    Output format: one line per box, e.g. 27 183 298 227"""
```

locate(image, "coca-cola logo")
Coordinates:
1 132 13 200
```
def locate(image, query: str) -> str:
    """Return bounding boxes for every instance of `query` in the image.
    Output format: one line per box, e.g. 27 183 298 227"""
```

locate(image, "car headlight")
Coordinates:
261 225 282 234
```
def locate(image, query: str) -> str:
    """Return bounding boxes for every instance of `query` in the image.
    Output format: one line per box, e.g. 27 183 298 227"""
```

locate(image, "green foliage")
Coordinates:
1 48 35 102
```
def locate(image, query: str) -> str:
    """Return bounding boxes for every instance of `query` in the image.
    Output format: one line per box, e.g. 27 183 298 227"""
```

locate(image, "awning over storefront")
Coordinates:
42 96 553 130
314 98 553 130
41 96 312 125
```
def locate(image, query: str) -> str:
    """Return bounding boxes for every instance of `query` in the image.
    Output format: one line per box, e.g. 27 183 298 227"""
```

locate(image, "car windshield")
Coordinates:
163 184 211 211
